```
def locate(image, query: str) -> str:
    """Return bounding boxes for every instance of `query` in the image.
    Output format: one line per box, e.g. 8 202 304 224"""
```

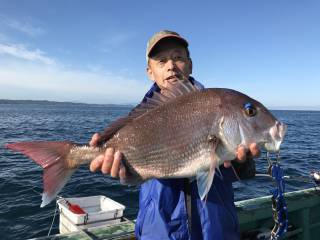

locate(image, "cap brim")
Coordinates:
147 34 188 58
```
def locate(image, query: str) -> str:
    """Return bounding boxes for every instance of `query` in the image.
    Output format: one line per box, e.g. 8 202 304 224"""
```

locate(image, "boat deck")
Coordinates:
237 187 320 239
31 187 320 240
31 218 136 240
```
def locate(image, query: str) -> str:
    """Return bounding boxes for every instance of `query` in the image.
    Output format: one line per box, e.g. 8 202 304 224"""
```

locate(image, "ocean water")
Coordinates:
0 102 319 239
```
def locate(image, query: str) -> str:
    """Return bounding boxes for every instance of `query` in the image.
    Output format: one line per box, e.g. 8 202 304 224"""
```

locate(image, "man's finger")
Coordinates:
90 155 104 172
249 143 260 157
111 151 122 178
90 133 101 147
236 145 247 161
101 148 114 174
224 160 232 168
119 164 127 182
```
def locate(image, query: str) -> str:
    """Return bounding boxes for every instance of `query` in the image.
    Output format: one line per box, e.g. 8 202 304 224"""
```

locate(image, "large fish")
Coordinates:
6 80 287 207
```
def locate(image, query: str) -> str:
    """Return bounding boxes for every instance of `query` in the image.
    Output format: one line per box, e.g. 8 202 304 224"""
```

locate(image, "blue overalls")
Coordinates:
135 79 240 240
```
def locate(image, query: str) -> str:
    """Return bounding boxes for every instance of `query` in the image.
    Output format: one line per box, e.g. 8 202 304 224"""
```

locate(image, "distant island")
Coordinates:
0 99 134 108
0 99 319 111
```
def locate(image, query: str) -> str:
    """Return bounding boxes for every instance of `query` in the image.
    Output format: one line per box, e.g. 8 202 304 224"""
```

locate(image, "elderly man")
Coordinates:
90 30 259 240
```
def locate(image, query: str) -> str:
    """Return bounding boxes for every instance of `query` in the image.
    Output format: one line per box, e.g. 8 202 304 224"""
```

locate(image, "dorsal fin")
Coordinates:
99 116 132 143
99 80 200 143
148 79 200 105
130 80 200 116
162 79 201 98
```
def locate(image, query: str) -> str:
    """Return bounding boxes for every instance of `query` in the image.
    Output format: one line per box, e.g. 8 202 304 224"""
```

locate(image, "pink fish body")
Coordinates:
6 80 287 207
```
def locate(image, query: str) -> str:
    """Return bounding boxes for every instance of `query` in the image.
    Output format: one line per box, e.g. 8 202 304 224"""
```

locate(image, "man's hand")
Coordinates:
223 143 260 168
89 132 260 178
89 133 128 180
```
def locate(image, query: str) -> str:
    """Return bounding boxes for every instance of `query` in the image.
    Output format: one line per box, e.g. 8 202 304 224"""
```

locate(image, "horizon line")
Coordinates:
1 98 320 111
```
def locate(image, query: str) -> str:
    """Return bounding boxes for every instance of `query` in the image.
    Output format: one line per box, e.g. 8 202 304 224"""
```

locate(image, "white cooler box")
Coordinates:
57 195 125 233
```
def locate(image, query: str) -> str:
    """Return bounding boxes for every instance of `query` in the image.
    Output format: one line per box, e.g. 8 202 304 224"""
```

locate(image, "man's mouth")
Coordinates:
166 75 181 81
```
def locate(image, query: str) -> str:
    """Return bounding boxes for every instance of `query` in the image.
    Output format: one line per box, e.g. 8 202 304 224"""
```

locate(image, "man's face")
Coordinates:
147 39 192 89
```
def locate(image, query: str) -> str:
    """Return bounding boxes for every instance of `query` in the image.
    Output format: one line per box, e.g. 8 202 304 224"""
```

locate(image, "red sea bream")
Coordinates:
6 80 287 207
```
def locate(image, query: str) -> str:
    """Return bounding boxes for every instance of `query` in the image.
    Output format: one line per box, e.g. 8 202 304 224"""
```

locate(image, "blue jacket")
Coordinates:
135 79 240 240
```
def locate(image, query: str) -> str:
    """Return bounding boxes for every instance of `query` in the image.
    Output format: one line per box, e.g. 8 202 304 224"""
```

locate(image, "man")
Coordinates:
90 30 260 239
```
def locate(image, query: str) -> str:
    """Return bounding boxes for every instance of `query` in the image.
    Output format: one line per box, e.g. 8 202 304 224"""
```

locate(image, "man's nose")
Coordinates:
166 59 177 70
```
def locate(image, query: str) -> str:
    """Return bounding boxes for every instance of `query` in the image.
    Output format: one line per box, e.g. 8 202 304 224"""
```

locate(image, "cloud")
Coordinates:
0 15 45 37
99 32 136 53
0 43 55 65
0 60 149 104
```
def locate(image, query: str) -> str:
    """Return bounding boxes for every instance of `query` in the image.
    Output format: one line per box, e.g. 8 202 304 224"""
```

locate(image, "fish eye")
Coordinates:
243 102 257 117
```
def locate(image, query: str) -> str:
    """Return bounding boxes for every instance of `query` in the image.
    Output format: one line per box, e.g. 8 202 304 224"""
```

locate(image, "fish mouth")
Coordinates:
264 121 287 152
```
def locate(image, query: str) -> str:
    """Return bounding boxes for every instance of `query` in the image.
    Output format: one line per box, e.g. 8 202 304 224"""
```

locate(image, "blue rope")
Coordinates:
270 163 288 239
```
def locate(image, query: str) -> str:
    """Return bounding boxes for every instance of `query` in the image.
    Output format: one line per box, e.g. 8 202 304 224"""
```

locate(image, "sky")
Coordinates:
0 0 319 109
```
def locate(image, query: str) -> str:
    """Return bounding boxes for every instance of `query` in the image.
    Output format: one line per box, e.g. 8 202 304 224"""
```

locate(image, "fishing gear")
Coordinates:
256 171 320 187
267 152 288 240
310 171 320 187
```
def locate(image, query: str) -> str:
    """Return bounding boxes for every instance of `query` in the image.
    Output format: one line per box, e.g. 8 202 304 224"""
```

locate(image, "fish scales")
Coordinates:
106 90 222 179
5 85 287 206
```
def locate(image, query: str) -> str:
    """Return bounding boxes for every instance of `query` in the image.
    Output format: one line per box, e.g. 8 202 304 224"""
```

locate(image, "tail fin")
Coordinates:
5 141 76 207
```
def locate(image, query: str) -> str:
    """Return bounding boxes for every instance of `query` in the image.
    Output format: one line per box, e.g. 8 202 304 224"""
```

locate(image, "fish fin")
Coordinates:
135 80 201 113
160 80 200 100
99 103 153 143
196 167 216 201
197 136 219 201
100 80 200 142
99 99 166 143
41 165 76 207
5 141 76 207
100 117 132 143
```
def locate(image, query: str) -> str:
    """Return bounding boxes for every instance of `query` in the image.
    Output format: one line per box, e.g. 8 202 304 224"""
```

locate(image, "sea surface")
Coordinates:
0 102 319 239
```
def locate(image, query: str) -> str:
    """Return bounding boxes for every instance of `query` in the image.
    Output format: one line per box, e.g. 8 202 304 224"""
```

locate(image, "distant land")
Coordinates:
0 99 319 111
269 106 320 111
0 99 134 108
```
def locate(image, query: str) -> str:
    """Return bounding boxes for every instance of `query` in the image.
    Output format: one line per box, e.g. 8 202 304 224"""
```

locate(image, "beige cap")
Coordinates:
146 30 188 61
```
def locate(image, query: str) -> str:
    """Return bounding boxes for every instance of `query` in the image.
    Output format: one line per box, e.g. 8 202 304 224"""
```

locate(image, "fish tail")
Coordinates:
5 141 76 207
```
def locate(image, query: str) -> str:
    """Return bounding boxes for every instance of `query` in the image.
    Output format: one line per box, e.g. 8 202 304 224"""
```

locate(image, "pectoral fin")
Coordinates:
196 135 219 201
196 167 216 201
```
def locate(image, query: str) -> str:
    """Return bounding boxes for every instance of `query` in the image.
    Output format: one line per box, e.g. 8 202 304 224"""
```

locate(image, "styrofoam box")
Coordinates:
57 195 125 225
59 212 122 234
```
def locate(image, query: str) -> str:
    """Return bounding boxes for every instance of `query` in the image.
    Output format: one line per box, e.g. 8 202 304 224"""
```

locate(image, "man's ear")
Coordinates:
146 65 155 82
